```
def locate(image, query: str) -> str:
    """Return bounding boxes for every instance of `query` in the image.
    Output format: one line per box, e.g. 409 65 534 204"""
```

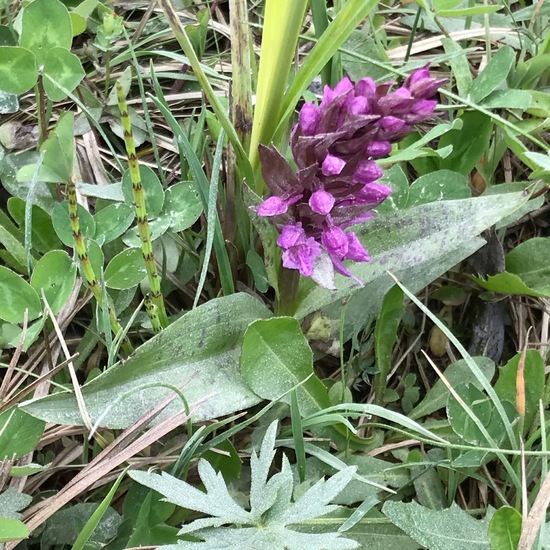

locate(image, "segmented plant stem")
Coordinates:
145 294 163 333
68 182 133 354
116 82 168 329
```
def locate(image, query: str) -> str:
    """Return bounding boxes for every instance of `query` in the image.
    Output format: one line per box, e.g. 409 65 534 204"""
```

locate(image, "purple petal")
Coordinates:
411 99 437 116
333 77 354 96
348 95 370 115
353 160 383 184
277 223 307 249
322 154 346 176
356 182 392 204
279 232 322 277
404 65 445 99
344 232 370 262
355 77 376 99
257 196 289 216
377 87 413 112
321 225 348 258
299 103 321 136
309 189 335 215
366 140 392 157
379 116 406 133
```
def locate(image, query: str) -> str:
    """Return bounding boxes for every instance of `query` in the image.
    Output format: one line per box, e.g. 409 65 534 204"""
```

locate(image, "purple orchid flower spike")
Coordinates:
257 66 444 289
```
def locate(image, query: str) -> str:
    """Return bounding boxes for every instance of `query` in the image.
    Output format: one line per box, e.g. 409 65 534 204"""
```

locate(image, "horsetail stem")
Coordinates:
68 181 134 355
116 81 169 329
145 294 163 333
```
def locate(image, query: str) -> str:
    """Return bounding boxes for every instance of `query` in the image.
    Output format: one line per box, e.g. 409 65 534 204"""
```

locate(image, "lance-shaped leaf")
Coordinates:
21 294 271 428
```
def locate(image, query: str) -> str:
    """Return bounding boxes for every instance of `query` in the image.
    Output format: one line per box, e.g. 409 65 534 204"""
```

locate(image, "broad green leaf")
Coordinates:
22 293 271 428
524 151 550 172
480 89 532 110
122 165 165 218
442 38 473 98
494 350 545 433
0 46 38 94
0 25 16 47
20 0 72 65
1 318 45 351
104 248 147 290
472 271 549 298
438 111 493 175
16 163 67 183
2 152 57 213
241 317 330 417
40 503 121 548
295 192 526 321
51 200 96 247
9 187 64 257
410 357 495 420
488 507 521 550
0 265 41 323
78 182 124 202
94 203 134 244
373 285 405 404
383 501 492 550
405 170 470 207
43 47 85 101
469 46 515 103
0 518 29 543
341 31 391 83
31 250 76 314
0 408 45 459
506 237 550 294
298 508 420 550
70 13 87 36
160 181 203 232
122 216 170 248
0 489 32 520
40 111 75 183
447 383 509 445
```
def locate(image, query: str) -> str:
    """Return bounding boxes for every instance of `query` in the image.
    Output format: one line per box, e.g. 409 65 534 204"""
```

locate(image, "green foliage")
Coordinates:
383 501 493 550
22 294 271 428
474 237 550 297
0 0 84 99
0 408 44 459
374 285 405 403
488 507 521 550
0 489 32 543
241 317 330 416
494 350 545 434
0 2 548 548
129 421 359 549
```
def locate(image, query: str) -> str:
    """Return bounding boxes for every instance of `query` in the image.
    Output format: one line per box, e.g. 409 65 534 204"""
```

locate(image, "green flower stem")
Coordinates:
116 81 168 329
67 181 133 354
276 268 301 316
